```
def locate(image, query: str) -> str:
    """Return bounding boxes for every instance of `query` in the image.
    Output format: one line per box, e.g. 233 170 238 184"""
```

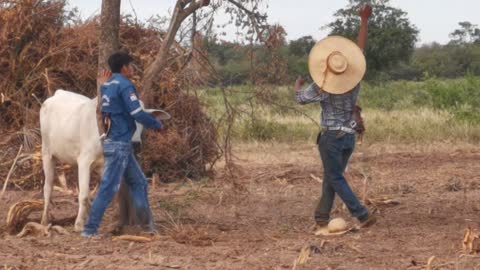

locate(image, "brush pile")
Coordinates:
0 0 220 188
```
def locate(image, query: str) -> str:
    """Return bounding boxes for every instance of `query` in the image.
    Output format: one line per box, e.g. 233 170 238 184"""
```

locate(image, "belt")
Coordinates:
323 126 355 134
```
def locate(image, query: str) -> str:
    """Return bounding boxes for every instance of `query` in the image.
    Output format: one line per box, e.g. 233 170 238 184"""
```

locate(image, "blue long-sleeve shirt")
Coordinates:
100 73 162 142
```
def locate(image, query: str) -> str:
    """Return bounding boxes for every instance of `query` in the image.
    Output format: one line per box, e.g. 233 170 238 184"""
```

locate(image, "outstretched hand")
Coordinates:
294 76 306 91
97 69 112 86
153 115 165 123
360 4 372 20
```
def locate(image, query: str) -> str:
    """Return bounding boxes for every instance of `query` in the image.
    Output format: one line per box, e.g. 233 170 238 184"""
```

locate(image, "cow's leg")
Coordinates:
41 153 55 226
75 156 93 232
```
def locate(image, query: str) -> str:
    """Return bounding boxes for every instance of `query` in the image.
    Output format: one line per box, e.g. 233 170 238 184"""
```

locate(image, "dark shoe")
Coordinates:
311 219 329 233
316 220 329 227
359 212 377 228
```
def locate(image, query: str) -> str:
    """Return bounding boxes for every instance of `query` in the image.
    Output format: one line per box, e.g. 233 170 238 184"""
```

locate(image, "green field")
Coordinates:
198 76 480 144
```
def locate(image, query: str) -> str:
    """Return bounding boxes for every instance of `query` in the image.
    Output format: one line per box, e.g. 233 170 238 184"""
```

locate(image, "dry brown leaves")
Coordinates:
170 226 217 247
463 227 480 254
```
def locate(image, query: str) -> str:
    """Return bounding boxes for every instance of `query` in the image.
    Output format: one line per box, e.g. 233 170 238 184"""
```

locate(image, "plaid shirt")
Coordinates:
295 83 360 129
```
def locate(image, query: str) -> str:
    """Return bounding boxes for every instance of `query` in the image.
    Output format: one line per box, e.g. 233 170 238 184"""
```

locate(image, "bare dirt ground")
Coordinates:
1 142 480 270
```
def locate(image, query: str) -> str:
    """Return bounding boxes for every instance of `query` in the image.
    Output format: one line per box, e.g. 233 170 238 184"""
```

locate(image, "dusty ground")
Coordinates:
1 142 480 270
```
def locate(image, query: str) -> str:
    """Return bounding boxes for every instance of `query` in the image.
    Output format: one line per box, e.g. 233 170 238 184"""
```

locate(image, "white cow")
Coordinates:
40 90 148 232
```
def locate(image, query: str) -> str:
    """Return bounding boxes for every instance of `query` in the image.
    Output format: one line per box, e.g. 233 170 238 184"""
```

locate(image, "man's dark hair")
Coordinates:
108 51 134 73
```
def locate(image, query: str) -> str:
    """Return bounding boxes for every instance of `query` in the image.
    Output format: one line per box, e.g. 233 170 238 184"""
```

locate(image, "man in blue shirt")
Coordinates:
82 52 163 237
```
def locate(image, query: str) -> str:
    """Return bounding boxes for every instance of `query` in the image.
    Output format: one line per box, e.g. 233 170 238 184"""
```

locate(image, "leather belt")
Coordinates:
323 126 355 134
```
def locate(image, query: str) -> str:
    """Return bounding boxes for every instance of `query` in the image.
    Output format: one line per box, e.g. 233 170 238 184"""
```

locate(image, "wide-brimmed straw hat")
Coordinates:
308 35 366 94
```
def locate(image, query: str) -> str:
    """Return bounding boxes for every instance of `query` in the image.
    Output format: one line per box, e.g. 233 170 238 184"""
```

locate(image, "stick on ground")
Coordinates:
1 145 23 199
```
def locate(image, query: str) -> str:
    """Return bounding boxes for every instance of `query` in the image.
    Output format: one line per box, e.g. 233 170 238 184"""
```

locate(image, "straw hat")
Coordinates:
308 35 366 94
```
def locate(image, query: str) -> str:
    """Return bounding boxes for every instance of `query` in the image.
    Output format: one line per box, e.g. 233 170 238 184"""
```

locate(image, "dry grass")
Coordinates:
228 107 480 144
364 108 480 143
201 85 480 144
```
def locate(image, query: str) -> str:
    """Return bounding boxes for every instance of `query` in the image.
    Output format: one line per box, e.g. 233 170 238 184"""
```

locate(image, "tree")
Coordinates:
142 0 268 103
325 0 418 79
449 21 480 45
97 0 121 132
288 35 316 57
98 0 121 72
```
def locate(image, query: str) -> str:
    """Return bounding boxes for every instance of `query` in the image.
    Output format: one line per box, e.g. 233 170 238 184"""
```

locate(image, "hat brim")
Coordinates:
308 36 366 94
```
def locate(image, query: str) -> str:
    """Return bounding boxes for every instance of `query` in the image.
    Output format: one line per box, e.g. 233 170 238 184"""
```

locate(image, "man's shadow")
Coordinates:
114 142 156 234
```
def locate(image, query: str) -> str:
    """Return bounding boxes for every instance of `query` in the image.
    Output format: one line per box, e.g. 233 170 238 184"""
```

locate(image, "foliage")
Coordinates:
449 21 480 45
325 0 418 79
288 35 316 57
411 43 480 79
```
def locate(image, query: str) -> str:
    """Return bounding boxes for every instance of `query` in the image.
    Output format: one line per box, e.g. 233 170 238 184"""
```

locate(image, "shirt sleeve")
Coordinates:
294 83 327 105
120 86 163 129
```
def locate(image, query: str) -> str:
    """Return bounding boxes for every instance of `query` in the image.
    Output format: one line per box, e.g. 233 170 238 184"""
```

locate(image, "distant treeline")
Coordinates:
205 36 480 85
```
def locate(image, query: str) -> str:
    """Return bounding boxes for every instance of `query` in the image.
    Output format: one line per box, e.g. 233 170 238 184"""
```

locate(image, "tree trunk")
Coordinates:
96 0 121 130
141 0 209 105
98 0 121 75
141 4 184 105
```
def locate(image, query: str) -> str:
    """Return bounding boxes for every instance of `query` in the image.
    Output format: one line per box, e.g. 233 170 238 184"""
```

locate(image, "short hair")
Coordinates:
108 51 134 73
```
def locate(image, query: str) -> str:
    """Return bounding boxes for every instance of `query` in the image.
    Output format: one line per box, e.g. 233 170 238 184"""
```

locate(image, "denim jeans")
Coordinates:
83 140 154 235
314 131 368 223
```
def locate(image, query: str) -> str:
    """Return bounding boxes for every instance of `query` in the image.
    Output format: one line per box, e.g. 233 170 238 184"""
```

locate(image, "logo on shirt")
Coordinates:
130 93 138 102
102 95 110 106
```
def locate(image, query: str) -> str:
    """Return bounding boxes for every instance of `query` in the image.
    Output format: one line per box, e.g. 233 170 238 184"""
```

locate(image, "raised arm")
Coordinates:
294 76 326 105
357 4 372 52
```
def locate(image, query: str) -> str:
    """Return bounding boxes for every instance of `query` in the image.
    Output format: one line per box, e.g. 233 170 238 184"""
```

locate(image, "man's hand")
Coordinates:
357 4 372 51
97 69 112 86
151 111 166 132
360 4 372 20
151 111 166 122
295 76 306 91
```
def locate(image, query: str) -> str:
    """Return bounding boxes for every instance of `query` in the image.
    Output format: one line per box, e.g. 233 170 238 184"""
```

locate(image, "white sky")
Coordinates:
67 0 479 45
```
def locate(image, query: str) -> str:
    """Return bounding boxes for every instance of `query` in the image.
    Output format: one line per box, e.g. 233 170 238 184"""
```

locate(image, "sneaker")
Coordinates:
80 231 102 239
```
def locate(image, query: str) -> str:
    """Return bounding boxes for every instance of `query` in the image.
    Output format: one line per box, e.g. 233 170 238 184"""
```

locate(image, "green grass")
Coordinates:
197 77 480 144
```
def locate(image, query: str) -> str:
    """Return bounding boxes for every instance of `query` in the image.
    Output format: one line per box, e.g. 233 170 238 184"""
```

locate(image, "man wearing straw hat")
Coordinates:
294 4 375 229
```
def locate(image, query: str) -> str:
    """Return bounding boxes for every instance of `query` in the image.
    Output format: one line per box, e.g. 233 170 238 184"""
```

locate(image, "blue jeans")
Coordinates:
83 140 154 235
315 131 368 224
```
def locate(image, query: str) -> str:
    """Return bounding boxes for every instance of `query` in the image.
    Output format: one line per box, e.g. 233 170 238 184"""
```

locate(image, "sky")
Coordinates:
67 0 479 45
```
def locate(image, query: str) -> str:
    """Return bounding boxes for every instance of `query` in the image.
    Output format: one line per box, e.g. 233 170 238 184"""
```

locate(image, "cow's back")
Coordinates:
40 90 102 163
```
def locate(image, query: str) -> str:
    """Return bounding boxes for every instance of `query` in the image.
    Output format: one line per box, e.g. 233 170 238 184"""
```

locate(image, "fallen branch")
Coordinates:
292 245 311 270
425 256 436 270
463 227 480 254
6 200 44 233
112 235 152 242
1 144 23 199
